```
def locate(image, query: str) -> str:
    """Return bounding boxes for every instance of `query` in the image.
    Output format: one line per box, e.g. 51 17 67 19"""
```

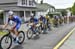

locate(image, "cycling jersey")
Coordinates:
30 17 38 24
39 16 47 24
8 16 21 30
45 16 49 20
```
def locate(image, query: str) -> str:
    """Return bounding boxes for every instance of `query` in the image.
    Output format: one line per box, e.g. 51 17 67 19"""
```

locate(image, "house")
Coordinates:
36 3 55 18
55 9 67 16
0 0 56 24
66 8 72 16
0 0 38 24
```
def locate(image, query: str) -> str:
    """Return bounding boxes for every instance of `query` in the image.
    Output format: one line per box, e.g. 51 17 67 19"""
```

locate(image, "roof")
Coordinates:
0 6 38 11
0 0 36 4
0 0 17 4
56 9 66 12
36 3 55 11
49 12 61 14
0 1 55 12
0 0 38 11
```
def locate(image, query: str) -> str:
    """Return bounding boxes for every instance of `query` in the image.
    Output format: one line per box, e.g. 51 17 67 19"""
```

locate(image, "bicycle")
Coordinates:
39 21 48 34
0 28 25 49
26 23 40 39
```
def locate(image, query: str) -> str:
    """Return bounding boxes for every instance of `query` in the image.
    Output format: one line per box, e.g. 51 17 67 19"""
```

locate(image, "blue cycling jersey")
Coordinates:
8 16 21 24
30 17 38 23
39 16 46 24
33 18 38 23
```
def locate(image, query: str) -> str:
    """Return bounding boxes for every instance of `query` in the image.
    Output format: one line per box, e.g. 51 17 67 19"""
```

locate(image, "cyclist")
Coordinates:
3 11 22 44
53 15 59 27
30 16 38 24
45 15 52 30
39 15 47 24
45 15 50 27
26 13 38 24
30 16 38 34
39 15 47 31
26 13 39 34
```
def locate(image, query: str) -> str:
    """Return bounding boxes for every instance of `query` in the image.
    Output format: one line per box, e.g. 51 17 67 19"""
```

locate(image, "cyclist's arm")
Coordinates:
3 23 8 29
3 18 10 28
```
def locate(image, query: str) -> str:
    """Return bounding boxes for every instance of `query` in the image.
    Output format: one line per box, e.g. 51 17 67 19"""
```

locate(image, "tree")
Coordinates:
71 3 75 15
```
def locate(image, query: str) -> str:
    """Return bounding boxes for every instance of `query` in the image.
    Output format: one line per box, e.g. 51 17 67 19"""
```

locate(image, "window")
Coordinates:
29 0 33 6
22 0 25 5
20 11 24 17
32 11 36 16
22 0 27 5
26 11 30 17
26 0 27 5
29 1 32 5
20 0 35 7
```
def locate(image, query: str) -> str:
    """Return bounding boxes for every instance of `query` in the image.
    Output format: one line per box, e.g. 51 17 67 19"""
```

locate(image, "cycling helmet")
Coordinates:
8 11 14 16
30 13 34 17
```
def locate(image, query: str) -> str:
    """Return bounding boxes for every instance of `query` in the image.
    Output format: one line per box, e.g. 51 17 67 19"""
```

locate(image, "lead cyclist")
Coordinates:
3 11 22 44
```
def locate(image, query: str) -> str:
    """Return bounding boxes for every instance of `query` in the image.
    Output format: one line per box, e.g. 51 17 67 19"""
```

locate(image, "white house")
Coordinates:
36 3 55 18
0 0 38 24
67 9 72 17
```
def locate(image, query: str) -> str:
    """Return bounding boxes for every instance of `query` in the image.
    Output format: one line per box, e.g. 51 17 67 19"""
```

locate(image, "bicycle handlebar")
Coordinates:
0 28 9 31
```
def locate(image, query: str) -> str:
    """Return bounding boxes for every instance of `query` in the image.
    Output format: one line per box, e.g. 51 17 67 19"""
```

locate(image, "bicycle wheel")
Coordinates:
35 27 40 35
0 34 12 49
27 29 33 39
43 25 47 34
39 26 42 34
18 31 25 44
48 24 51 31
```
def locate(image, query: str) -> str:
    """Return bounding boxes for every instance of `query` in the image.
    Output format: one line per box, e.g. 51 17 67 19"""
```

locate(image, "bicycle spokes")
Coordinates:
1 36 12 49
5 37 9 43
18 31 25 44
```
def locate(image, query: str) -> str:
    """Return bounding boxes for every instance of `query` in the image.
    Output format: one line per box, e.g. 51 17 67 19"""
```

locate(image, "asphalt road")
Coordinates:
59 28 75 49
1 22 75 49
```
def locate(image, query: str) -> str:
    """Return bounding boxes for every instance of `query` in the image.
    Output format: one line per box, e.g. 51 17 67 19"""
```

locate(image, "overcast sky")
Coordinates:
36 0 75 9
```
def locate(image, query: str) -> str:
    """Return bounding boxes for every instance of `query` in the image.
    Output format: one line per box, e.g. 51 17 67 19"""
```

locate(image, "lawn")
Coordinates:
0 31 7 36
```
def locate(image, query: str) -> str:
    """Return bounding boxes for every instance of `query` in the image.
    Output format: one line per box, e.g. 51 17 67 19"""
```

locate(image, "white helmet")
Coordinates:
31 13 34 17
8 11 14 16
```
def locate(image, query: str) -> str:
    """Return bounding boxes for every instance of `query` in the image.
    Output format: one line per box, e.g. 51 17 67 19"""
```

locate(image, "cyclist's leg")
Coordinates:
32 23 37 33
14 23 21 41
9 26 16 38
10 29 15 34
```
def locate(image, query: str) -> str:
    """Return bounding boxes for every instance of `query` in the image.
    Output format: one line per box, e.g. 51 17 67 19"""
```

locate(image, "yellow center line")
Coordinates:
53 27 75 49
